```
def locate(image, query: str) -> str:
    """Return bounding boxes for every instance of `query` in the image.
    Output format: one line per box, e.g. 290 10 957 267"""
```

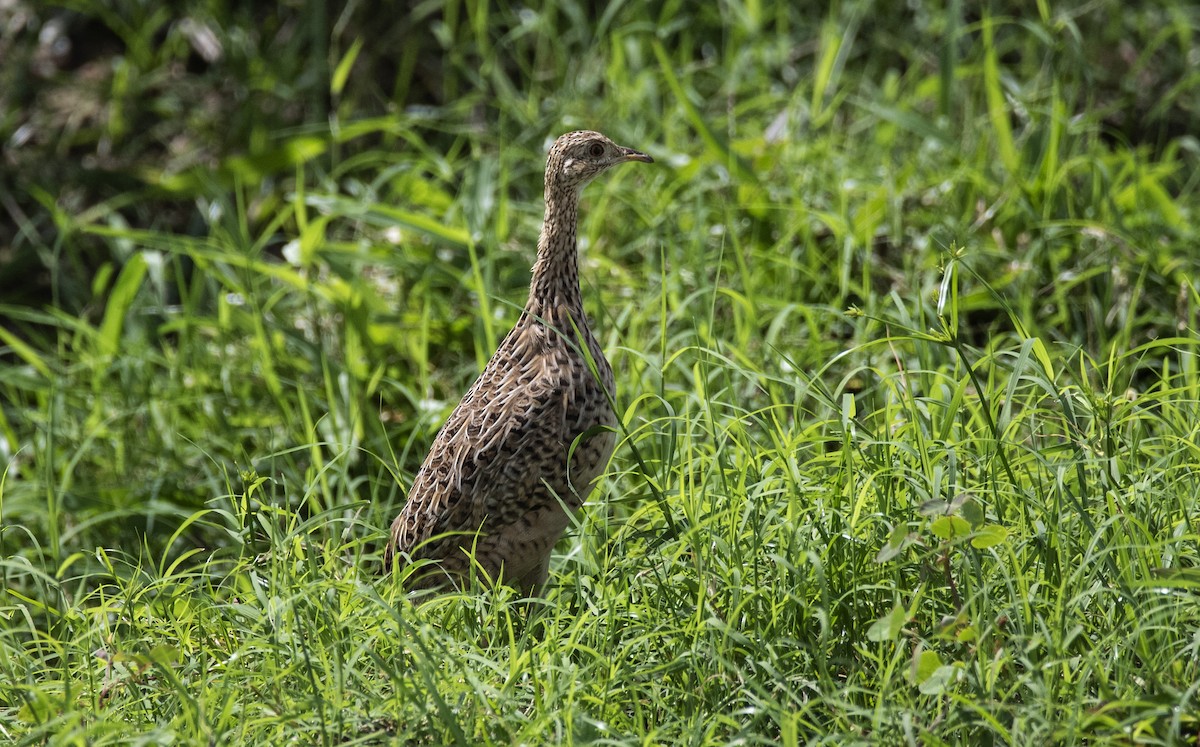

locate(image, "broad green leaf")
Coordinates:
148 645 180 665
961 497 985 527
17 690 55 724
867 603 908 642
971 524 1009 549
919 664 961 695
912 650 942 684
930 515 971 540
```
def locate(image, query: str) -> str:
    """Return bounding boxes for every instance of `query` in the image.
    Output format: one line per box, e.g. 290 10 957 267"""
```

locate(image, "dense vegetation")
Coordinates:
2 1 1198 743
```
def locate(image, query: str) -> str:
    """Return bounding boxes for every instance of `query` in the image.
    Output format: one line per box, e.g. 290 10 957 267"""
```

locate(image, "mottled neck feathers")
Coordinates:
528 186 582 320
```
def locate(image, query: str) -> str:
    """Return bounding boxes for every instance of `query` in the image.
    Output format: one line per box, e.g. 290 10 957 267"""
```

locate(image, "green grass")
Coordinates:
3 1 1200 744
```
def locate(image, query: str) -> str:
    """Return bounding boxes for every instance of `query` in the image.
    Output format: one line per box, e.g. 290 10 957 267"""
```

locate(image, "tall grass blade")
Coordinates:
96 252 147 360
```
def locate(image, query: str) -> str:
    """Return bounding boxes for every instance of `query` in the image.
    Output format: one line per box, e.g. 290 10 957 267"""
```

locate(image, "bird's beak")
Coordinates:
618 146 654 164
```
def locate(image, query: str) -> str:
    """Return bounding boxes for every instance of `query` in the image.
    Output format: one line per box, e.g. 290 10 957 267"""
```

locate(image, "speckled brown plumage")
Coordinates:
385 131 653 594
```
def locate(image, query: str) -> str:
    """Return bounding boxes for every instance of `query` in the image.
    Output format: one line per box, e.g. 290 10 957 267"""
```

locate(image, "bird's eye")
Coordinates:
588 142 605 158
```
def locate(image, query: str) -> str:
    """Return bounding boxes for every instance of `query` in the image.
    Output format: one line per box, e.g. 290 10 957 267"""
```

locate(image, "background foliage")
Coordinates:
2 0 1199 744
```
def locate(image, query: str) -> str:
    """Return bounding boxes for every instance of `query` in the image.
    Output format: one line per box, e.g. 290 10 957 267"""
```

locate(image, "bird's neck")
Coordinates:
527 187 583 320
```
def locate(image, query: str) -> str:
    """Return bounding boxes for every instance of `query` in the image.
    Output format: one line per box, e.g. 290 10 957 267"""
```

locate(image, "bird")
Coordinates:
385 130 654 595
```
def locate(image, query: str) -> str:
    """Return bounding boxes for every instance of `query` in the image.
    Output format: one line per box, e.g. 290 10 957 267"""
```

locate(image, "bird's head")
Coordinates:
546 130 653 193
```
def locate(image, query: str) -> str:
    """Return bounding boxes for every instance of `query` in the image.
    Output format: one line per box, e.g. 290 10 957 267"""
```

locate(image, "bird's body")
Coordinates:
386 131 653 594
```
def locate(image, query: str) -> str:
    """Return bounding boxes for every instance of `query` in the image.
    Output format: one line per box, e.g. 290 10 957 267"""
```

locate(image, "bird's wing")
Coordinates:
388 327 572 562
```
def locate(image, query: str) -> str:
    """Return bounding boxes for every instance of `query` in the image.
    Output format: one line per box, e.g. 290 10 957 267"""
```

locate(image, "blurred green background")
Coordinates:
3 0 1195 311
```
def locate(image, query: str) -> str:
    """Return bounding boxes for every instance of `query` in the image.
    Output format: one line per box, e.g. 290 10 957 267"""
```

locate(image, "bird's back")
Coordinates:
388 304 615 591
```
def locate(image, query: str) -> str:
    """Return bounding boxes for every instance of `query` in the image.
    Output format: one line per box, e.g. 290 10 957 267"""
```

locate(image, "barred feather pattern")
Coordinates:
385 131 652 594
